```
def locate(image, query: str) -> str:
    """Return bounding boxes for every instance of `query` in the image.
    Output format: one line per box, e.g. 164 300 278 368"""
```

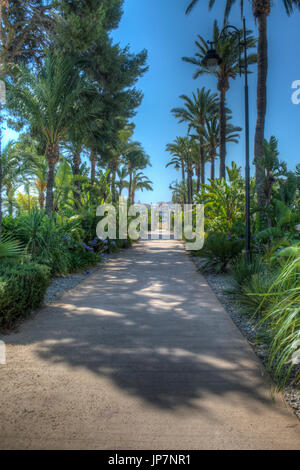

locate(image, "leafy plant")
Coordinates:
0 262 50 329
229 253 268 289
0 235 23 261
196 162 255 236
258 258 300 386
196 232 244 272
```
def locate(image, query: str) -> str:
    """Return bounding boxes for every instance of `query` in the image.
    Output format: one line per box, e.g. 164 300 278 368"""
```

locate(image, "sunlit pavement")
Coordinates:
0 239 299 450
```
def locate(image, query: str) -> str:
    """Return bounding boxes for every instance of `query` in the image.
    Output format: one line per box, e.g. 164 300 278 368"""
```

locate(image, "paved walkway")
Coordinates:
0 240 299 450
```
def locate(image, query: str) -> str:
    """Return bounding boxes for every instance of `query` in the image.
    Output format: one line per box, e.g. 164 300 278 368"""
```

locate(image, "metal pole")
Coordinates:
243 17 251 261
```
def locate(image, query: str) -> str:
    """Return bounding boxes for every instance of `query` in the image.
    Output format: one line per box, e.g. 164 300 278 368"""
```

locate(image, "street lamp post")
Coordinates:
202 18 251 261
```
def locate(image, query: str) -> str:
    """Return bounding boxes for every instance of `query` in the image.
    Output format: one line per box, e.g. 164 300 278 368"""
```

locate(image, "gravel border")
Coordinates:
44 251 121 304
192 257 300 421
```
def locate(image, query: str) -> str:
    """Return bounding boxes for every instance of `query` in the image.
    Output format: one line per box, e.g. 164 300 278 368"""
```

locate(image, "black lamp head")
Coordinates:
202 47 222 70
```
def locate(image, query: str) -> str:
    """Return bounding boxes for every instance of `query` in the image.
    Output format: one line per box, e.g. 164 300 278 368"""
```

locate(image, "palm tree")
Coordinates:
169 181 187 205
166 136 196 204
258 136 287 227
125 171 153 204
13 135 48 210
201 117 242 180
1 141 23 216
26 154 48 210
7 53 95 216
116 166 129 197
182 20 256 179
166 137 187 203
52 158 73 212
63 139 84 208
172 88 218 185
186 0 300 222
122 142 150 204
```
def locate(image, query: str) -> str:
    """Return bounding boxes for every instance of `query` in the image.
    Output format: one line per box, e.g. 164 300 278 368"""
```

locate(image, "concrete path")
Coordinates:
0 239 299 450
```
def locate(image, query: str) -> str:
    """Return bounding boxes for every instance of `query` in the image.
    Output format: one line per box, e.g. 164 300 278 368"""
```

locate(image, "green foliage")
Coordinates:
196 162 252 235
0 262 50 329
229 254 268 288
3 211 101 276
195 232 244 272
233 271 281 316
260 258 300 386
274 245 300 261
226 251 300 386
0 235 23 261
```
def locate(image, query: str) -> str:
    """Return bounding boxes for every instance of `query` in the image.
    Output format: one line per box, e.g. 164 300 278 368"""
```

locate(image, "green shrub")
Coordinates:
195 232 244 272
0 235 24 261
228 254 268 289
0 262 50 329
68 243 101 272
231 271 280 316
259 258 300 387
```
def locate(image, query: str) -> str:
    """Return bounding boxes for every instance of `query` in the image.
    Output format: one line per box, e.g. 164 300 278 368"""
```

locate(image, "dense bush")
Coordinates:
0 262 50 329
0 210 134 329
229 253 268 287
194 232 244 272
2 211 104 276
225 252 300 386
261 258 300 386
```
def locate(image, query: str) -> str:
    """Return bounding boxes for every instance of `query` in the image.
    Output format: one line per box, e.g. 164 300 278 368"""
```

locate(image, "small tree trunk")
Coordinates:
45 143 59 216
73 151 81 208
200 144 205 185
219 87 227 180
38 191 45 210
255 13 268 229
187 168 193 205
90 150 97 184
128 171 132 204
210 155 215 180
181 162 186 204
196 163 201 193
111 167 117 203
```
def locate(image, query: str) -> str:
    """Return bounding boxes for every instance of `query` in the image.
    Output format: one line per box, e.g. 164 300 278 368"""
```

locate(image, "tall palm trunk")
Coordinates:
187 167 193 205
90 150 97 184
218 85 227 180
8 199 13 217
45 143 59 216
210 154 215 180
200 142 205 184
181 161 186 204
254 3 269 228
111 166 117 203
196 163 201 192
36 180 45 210
38 191 45 210
128 170 133 204
73 151 81 208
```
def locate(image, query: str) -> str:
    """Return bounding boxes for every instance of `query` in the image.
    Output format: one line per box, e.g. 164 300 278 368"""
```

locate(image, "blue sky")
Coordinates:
112 0 300 203
4 0 300 203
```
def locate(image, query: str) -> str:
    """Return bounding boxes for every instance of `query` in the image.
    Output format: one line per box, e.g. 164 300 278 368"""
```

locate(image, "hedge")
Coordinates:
0 262 50 329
